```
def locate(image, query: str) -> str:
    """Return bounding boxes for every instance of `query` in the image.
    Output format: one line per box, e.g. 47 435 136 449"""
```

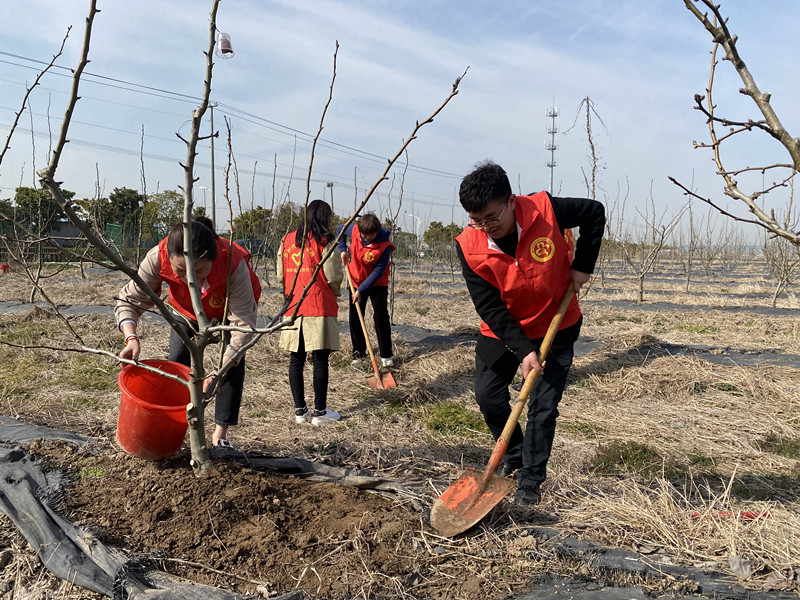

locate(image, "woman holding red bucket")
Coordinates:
115 220 261 449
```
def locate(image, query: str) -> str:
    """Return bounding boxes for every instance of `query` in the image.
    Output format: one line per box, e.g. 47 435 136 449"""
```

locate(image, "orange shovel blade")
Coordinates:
366 370 397 390
380 370 397 389
430 468 516 537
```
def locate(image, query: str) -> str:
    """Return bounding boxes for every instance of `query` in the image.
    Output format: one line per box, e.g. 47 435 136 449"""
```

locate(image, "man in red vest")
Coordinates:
456 161 604 506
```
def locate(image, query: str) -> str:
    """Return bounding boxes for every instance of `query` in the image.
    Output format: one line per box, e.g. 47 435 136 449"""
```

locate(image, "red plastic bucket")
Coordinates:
117 359 191 460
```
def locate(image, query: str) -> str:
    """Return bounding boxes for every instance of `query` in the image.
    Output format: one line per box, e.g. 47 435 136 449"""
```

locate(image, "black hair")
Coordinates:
167 221 218 261
294 199 333 247
192 214 219 237
357 213 381 236
458 161 512 212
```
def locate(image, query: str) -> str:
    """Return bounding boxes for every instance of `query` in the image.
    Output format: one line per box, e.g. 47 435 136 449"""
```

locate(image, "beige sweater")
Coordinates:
115 245 260 361
277 241 343 352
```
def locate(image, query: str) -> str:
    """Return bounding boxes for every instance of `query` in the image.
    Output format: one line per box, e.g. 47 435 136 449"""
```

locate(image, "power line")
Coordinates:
0 123 459 211
0 51 463 182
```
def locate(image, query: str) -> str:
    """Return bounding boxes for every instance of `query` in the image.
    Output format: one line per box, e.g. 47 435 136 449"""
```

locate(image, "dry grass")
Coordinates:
0 258 799 597
0 518 105 599
562 477 800 580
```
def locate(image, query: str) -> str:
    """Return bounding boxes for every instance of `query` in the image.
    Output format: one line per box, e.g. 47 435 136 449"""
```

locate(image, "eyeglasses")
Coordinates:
468 199 510 230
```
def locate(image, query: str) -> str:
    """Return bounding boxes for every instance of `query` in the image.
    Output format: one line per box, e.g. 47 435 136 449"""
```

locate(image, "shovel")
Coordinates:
430 283 575 537
345 267 397 390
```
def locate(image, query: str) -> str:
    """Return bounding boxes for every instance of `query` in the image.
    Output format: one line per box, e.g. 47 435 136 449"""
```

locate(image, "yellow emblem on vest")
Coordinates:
207 291 225 309
530 237 554 262
364 250 376 263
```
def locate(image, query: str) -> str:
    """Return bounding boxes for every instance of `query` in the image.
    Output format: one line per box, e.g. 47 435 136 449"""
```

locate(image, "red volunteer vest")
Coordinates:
348 225 394 288
158 237 262 322
281 231 339 317
456 193 581 340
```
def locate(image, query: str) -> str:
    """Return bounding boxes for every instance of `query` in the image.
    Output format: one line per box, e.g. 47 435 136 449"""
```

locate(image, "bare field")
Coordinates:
0 259 798 599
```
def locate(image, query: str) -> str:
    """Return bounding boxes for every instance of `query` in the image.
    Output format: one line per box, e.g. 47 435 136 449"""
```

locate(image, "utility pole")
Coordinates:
545 106 558 194
209 103 217 231
326 182 334 214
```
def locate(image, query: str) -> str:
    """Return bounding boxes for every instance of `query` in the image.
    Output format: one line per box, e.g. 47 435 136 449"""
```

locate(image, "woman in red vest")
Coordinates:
279 200 343 426
456 162 604 506
337 213 395 367
116 220 261 449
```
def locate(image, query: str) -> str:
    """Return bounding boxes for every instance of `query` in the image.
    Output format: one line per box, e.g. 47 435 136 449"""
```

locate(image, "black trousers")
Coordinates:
169 319 245 427
288 331 331 413
474 339 574 488
349 285 393 359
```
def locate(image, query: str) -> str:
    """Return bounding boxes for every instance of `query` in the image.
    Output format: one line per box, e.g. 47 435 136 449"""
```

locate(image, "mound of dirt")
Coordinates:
34 442 441 599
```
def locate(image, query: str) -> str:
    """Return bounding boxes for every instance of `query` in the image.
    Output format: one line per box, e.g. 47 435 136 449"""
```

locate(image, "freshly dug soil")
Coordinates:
36 442 442 600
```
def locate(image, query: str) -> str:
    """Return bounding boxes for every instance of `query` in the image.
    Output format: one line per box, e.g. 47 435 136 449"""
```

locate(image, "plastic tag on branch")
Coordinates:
216 32 234 59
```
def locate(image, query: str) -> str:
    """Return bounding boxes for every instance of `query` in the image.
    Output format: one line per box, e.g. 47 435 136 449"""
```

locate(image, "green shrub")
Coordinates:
731 468 800 501
757 433 800 460
713 382 742 394
590 440 674 478
687 451 715 469
677 323 719 334
561 421 606 437
62 355 118 392
79 466 107 479
425 402 487 438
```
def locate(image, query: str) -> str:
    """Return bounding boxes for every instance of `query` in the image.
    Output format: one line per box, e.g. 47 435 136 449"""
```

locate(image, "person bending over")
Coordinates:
116 220 261 448
455 161 604 506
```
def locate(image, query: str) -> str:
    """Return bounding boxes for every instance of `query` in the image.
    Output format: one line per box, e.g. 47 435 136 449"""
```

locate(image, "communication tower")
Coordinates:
545 106 558 194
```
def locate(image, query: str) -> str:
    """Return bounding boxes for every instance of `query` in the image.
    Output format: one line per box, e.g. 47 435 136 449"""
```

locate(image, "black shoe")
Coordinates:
496 462 520 478
514 485 541 506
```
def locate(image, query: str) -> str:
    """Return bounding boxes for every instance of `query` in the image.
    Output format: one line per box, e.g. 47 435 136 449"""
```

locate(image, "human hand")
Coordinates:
520 350 543 381
203 371 217 393
352 290 361 304
119 337 140 362
570 270 591 293
340 251 349 266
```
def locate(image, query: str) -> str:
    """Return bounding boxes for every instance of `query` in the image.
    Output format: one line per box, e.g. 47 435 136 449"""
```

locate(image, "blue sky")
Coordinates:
1 1 798 237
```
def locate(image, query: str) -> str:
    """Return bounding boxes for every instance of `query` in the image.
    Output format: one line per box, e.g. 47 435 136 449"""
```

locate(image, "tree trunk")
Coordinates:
186 368 212 476
770 281 785 308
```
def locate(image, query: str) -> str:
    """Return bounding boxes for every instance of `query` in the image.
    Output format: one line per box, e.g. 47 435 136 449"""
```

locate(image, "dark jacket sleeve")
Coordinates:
549 195 605 274
456 241 538 361
336 224 354 253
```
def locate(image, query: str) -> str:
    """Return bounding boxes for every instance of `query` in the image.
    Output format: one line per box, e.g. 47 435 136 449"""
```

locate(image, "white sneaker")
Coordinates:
311 408 341 426
295 408 310 424
351 358 363 367
381 357 394 368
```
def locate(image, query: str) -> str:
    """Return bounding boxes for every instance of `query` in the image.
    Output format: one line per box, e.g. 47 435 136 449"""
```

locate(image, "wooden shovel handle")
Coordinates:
485 282 576 475
344 267 381 375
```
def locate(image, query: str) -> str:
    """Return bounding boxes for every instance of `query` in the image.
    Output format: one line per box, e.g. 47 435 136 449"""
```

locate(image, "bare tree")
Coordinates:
760 183 800 307
608 181 686 302
568 96 607 294
673 202 701 292
568 96 607 203
671 0 800 246
385 154 408 323
762 230 800 308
